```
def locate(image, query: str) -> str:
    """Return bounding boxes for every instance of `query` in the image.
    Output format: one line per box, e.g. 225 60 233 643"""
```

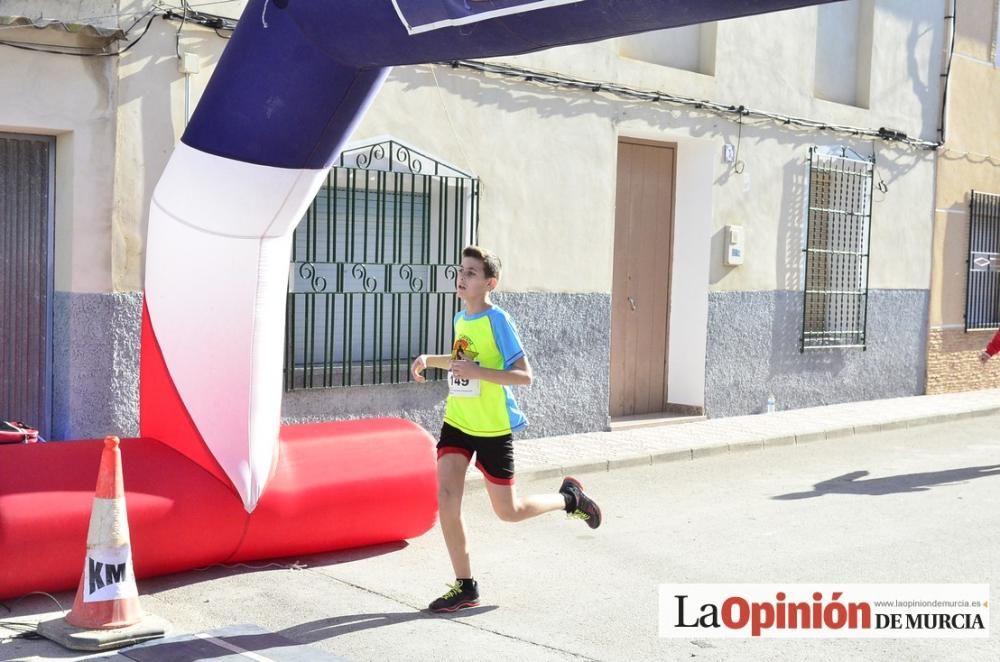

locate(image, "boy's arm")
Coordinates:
411 353 451 382
423 354 452 369
451 356 533 386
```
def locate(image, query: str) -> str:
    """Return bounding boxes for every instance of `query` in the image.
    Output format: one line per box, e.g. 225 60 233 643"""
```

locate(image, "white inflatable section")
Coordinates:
145 143 328 511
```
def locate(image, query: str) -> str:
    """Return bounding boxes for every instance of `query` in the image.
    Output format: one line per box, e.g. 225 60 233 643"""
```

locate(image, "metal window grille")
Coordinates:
801 147 874 351
284 140 479 390
965 190 1000 331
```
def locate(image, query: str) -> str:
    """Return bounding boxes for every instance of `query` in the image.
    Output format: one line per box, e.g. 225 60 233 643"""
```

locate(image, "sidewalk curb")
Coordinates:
466 404 1000 487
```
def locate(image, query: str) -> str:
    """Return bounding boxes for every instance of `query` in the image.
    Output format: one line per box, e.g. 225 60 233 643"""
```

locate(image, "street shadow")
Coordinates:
139 541 410 593
0 590 73 620
293 541 411 568
0 542 413 621
773 465 1000 500
280 605 500 642
118 608 499 661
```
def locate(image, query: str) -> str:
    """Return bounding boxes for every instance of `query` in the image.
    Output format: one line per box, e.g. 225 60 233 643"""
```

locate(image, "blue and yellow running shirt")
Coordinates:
443 306 528 436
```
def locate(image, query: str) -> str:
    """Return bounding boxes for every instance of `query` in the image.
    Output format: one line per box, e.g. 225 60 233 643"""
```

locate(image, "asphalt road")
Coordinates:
5 415 1000 661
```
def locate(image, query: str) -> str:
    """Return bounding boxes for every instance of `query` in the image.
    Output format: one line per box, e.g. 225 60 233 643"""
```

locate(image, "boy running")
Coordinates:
411 245 602 613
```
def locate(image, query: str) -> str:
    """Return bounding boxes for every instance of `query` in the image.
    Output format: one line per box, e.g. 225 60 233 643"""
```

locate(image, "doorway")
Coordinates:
610 139 676 418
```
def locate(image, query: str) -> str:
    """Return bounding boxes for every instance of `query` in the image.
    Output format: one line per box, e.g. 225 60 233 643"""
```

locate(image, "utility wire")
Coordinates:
0 6 947 151
443 59 941 150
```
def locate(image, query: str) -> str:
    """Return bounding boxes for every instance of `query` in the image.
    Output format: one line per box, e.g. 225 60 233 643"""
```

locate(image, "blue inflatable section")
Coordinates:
183 0 839 169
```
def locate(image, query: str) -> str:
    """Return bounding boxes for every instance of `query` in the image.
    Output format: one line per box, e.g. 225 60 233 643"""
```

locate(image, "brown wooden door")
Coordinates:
610 140 675 418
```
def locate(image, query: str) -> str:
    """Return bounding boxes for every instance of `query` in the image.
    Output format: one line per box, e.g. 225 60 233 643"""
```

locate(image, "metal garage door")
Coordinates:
0 133 54 436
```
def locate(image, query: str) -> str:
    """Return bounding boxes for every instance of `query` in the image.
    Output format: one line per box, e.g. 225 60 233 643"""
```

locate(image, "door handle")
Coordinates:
627 296 637 311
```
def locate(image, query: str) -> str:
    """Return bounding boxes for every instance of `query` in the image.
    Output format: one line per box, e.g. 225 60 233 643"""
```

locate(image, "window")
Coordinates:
801 147 874 351
965 191 1000 330
814 0 874 107
285 140 478 389
617 22 717 75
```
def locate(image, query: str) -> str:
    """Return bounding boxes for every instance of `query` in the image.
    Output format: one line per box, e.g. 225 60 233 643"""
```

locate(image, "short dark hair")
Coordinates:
462 245 502 280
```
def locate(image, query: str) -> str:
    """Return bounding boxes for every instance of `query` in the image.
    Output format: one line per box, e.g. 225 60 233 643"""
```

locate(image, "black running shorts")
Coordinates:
437 422 515 485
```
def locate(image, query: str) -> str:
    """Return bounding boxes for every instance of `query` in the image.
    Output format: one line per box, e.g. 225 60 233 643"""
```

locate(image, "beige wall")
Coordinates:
953 0 998 62
927 0 1000 393
4 1 946 298
926 327 1000 393
0 1 241 293
112 7 232 291
0 46 116 293
930 0 1000 329
355 64 620 294
354 1 943 294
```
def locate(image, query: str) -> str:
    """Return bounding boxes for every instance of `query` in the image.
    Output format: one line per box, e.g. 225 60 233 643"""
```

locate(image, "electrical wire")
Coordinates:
0 3 951 153
0 6 156 33
0 0 236 55
871 142 889 194
430 65 477 184
0 8 158 56
0 620 43 640
0 591 67 640
0 0 239 32
443 59 941 151
175 0 189 58
732 106 746 174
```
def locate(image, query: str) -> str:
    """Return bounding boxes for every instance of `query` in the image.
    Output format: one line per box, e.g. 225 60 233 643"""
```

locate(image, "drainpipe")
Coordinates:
938 0 957 144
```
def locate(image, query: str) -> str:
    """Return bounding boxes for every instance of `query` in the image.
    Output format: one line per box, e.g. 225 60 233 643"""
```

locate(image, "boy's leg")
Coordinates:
484 480 567 522
484 477 602 528
475 436 566 522
437 451 473 578
430 441 481 613
474 436 604 527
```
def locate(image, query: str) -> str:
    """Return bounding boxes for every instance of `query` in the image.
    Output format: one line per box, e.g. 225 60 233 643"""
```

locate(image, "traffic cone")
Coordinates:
37 436 166 651
66 435 141 628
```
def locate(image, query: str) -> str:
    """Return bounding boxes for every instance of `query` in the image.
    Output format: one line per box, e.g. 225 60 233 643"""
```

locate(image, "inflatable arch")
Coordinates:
2 0 836 598
151 0 838 512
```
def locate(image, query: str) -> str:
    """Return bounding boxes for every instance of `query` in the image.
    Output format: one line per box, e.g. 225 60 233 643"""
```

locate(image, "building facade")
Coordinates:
926 0 1000 394
0 1 949 441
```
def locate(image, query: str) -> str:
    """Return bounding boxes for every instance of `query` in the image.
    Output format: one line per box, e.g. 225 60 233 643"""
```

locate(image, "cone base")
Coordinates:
37 614 168 651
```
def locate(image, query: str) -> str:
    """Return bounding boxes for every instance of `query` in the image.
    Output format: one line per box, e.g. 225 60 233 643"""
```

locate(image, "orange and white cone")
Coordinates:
65 436 142 629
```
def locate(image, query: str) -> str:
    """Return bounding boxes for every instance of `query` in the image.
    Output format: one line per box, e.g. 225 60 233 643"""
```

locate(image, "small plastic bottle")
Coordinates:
766 394 776 414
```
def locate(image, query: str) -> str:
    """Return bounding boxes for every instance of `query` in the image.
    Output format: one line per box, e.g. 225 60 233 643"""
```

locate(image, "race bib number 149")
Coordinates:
448 367 480 398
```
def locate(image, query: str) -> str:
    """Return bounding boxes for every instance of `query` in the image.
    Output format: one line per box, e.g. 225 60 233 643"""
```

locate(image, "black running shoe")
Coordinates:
559 476 602 529
428 579 480 613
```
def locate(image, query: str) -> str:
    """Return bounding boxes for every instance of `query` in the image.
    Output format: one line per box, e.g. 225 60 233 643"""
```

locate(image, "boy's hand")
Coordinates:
981 350 992 364
411 355 428 382
450 360 481 381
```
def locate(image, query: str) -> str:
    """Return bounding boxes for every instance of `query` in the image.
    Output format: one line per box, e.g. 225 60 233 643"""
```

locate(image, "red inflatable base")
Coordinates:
0 419 437 600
